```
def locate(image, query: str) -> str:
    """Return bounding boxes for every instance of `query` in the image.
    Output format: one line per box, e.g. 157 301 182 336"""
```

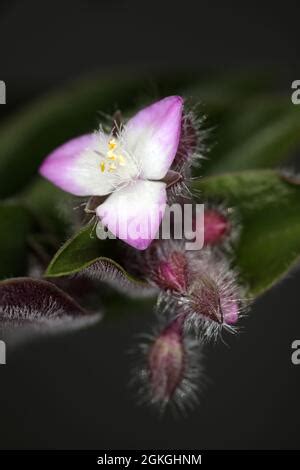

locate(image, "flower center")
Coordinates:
100 138 127 173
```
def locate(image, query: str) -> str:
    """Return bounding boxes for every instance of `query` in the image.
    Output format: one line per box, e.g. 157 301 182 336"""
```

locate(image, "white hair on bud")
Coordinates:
168 102 209 202
130 316 205 415
130 239 248 342
172 103 208 171
181 248 249 341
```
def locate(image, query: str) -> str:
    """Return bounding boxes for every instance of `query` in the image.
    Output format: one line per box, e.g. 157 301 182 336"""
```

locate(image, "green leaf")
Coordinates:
0 203 33 280
195 170 300 296
202 97 300 175
0 73 196 199
22 177 77 240
187 70 274 123
45 224 147 287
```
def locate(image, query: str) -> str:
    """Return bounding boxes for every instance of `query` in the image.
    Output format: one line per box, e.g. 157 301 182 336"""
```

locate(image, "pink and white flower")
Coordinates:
39 96 183 250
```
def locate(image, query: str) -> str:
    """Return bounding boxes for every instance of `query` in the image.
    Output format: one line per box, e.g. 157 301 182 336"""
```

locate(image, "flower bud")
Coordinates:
148 316 185 404
188 205 234 249
183 250 244 339
203 208 231 246
155 251 188 293
134 315 203 410
187 272 239 325
135 241 245 340
168 107 205 201
172 109 204 172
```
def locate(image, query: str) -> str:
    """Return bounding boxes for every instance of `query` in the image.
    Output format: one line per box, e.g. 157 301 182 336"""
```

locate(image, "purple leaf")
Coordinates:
0 277 102 343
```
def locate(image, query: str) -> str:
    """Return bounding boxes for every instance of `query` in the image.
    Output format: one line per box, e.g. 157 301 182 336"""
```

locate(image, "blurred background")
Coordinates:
0 0 300 450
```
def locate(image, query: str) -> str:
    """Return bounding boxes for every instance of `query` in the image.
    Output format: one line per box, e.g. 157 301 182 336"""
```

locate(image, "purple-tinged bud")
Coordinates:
188 205 236 250
187 273 239 326
184 250 245 339
136 240 188 294
168 107 205 201
148 316 185 404
172 109 204 172
155 251 188 294
134 241 245 340
133 314 203 410
203 209 231 246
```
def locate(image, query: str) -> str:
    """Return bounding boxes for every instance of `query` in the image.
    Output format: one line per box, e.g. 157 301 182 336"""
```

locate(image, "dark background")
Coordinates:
0 0 300 450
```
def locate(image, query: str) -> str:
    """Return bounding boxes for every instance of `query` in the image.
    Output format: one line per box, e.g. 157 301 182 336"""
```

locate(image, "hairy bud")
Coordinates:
148 316 185 403
133 315 203 411
155 251 188 293
169 107 206 200
183 250 245 339
172 108 204 172
135 241 246 340
188 205 237 250
203 208 231 246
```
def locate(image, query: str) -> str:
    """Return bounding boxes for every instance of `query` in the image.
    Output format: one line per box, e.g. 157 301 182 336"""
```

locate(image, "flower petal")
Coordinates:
124 96 183 180
39 133 116 196
96 180 166 250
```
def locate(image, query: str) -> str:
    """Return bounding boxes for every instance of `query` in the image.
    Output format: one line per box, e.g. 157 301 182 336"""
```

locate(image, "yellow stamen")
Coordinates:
108 139 117 150
99 139 127 173
107 151 117 161
108 163 117 172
